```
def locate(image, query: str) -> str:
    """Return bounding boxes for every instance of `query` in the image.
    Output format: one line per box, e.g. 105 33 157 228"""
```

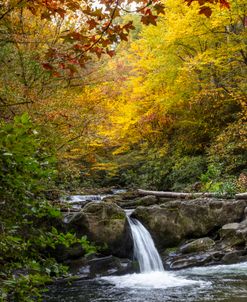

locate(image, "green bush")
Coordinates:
0 113 57 220
0 114 96 301
168 156 207 191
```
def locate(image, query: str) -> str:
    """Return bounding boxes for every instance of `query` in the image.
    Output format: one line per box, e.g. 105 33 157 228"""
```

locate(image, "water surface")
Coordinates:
45 262 247 302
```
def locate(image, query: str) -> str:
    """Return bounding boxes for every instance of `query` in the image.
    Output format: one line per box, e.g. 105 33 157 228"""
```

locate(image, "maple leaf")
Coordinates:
141 14 158 26
87 19 99 30
154 3 165 15
42 63 53 70
119 32 128 41
199 6 212 17
219 0 230 9
107 49 115 57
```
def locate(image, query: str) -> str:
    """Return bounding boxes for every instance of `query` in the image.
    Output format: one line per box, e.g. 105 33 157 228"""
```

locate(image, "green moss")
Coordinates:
165 247 178 254
111 213 125 220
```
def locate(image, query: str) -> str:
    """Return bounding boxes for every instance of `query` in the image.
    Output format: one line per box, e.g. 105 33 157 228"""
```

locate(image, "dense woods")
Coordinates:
0 0 246 300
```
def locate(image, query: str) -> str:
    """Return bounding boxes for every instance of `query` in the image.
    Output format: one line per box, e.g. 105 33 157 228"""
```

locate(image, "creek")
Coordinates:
45 204 247 301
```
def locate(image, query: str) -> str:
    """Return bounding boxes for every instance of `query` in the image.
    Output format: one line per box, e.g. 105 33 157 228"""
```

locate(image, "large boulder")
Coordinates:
66 202 133 258
132 198 247 249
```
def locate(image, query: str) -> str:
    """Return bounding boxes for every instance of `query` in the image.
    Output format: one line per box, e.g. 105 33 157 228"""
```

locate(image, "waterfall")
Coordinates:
101 214 206 289
127 216 164 273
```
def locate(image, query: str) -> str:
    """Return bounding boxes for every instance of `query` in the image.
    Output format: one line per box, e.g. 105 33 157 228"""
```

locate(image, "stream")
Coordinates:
44 263 247 302
45 194 247 302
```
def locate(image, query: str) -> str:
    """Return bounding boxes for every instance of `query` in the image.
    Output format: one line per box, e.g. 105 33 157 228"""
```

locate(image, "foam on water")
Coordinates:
101 271 209 289
100 215 210 290
184 261 247 276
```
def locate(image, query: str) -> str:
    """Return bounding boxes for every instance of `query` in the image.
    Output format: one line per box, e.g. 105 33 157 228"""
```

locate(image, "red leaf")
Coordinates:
154 3 165 15
119 32 128 41
219 0 230 9
107 50 115 57
87 19 98 30
42 63 53 70
199 6 212 17
52 71 61 77
141 15 158 26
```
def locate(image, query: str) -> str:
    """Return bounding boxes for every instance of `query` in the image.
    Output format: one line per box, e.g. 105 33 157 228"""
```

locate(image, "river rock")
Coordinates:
66 202 133 258
222 251 247 264
163 249 227 270
132 198 247 249
86 256 135 277
118 195 158 209
179 237 215 254
65 255 136 278
47 243 85 262
220 219 247 248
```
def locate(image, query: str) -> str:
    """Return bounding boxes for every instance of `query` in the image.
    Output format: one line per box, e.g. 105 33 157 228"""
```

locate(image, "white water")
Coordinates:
101 215 208 289
66 195 105 203
127 217 164 273
61 194 109 210
102 271 207 289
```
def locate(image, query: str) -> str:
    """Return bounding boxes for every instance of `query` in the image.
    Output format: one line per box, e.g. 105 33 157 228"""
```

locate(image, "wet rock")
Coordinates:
165 252 213 270
68 255 135 278
133 198 247 249
179 237 215 254
163 248 229 270
220 220 247 248
244 207 247 218
66 202 133 258
135 196 158 206
103 195 124 204
118 195 158 209
222 251 247 264
119 190 140 200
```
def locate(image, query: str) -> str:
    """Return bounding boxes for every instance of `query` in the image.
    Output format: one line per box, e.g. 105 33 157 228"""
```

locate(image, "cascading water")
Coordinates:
101 213 207 289
127 217 164 273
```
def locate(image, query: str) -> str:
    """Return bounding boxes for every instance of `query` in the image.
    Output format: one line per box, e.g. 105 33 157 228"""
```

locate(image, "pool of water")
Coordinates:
44 262 247 302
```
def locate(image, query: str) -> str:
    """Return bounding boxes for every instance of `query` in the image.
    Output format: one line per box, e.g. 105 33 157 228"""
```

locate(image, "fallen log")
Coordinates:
235 192 247 200
137 189 228 199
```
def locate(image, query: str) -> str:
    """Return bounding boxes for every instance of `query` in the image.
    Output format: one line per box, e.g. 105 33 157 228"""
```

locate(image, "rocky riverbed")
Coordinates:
51 190 247 279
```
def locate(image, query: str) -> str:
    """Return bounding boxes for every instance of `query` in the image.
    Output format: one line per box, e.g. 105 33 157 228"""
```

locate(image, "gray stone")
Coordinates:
179 237 215 254
66 202 133 257
132 198 247 249
68 255 136 278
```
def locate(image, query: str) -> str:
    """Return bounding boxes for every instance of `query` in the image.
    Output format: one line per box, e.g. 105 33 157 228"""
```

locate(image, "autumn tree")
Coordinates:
72 0 245 189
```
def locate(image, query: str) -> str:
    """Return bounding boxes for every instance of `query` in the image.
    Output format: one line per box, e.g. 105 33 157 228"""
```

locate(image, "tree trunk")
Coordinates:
235 193 247 200
137 189 228 199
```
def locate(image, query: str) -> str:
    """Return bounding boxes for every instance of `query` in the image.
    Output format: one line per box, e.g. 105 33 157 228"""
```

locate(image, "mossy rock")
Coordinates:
179 237 215 254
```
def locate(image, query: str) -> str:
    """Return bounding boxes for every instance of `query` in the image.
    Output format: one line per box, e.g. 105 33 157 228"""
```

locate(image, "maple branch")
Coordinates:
118 1 153 13
77 0 120 58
